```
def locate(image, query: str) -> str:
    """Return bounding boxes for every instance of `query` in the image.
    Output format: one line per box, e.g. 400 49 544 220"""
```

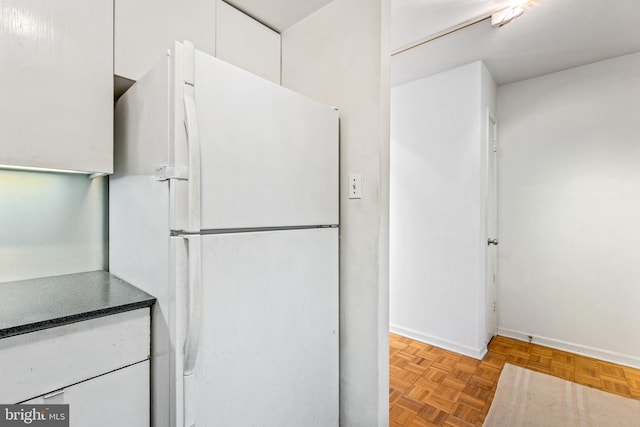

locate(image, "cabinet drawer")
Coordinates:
22 360 150 427
0 308 150 403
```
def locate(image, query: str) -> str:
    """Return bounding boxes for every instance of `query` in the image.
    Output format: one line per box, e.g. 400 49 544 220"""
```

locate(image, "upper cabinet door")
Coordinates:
114 0 216 82
215 0 281 84
114 0 281 86
0 0 113 174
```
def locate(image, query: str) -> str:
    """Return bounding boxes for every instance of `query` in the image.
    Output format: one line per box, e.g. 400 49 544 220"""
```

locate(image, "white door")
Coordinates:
193 228 339 427
486 113 498 344
193 51 339 230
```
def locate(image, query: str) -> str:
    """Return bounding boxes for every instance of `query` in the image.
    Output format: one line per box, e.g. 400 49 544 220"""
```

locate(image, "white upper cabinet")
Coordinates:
216 0 281 84
114 0 216 82
0 0 113 174
114 0 281 85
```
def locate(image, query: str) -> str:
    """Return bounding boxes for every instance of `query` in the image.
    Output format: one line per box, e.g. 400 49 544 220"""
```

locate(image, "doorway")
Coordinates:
485 111 498 344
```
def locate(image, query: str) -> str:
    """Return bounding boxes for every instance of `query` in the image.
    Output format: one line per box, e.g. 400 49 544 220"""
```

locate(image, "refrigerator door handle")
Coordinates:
183 40 201 233
183 234 202 427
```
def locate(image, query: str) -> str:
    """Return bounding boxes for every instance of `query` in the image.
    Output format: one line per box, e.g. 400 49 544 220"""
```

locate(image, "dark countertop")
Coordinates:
0 271 155 339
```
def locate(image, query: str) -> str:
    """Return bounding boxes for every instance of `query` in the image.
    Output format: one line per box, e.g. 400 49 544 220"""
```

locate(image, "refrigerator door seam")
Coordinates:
171 224 339 236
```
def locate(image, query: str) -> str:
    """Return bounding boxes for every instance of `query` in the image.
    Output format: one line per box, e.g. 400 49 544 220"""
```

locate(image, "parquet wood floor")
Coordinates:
389 333 640 427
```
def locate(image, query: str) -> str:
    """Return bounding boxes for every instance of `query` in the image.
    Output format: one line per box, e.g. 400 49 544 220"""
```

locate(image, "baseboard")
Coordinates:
498 327 640 369
390 324 487 360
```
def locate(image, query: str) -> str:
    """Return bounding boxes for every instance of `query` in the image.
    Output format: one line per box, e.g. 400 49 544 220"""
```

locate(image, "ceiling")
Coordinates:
226 0 511 44
221 0 640 88
392 0 640 87
224 0 335 32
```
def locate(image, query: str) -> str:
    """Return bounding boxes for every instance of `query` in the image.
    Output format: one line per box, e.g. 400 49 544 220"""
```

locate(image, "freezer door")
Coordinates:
192 53 339 230
192 228 339 426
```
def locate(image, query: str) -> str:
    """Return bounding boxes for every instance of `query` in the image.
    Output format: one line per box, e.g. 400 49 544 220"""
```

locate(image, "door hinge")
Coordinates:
493 141 497 152
155 165 189 181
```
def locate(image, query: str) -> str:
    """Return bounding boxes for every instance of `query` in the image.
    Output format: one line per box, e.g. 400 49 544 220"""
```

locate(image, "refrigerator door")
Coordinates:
189 227 339 426
175 50 339 231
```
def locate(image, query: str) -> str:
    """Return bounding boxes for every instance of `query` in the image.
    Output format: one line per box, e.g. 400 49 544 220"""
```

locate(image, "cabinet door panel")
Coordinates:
114 0 215 81
0 0 113 173
23 361 150 427
0 309 150 404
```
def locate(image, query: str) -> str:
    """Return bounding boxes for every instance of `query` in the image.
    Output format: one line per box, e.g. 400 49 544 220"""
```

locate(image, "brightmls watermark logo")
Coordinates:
0 405 68 426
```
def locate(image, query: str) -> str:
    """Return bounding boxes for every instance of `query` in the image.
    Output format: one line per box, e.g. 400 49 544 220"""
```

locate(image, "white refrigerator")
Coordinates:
109 41 339 427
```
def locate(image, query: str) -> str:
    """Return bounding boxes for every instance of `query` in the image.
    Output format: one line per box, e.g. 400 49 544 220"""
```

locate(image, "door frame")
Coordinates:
485 109 498 344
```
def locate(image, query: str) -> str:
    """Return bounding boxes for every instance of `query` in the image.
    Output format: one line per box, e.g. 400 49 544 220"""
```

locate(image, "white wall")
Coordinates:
281 0 390 425
497 52 640 368
0 170 108 283
390 61 496 359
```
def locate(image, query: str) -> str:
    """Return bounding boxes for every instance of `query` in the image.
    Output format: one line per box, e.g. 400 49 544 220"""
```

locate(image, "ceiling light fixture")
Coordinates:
390 0 536 56
491 4 526 28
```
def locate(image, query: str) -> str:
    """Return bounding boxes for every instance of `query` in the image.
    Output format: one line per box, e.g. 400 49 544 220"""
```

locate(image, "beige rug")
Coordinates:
483 364 640 426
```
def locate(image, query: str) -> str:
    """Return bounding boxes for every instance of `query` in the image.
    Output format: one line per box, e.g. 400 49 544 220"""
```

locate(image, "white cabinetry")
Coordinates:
0 309 150 426
0 0 113 174
23 362 149 427
114 0 281 84
114 0 216 81
215 0 281 84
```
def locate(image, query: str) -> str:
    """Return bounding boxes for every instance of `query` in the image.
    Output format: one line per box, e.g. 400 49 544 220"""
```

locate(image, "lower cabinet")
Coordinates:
22 361 149 427
0 308 151 426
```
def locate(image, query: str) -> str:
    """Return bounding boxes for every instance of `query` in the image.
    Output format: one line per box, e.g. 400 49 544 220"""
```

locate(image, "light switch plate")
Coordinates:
348 174 362 199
